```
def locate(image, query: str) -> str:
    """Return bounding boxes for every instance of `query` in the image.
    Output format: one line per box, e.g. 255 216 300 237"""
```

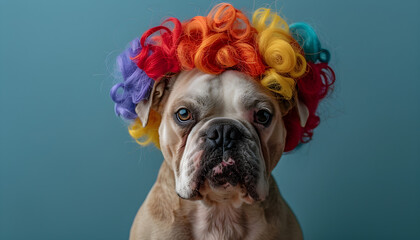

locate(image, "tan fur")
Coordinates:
130 161 302 240
130 70 304 240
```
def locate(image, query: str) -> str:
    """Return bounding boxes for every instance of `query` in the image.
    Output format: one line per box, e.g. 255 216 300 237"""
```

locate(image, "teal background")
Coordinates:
1 0 419 239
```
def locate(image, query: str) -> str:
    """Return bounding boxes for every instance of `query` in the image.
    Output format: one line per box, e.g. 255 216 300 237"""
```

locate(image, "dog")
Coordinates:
129 69 309 240
109 4 335 239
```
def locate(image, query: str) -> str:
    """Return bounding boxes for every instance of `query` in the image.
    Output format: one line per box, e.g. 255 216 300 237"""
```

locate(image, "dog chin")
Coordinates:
180 170 265 207
197 179 257 207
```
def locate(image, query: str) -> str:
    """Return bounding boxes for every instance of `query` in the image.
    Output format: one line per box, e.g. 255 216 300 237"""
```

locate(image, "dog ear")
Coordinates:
295 97 309 127
135 78 170 127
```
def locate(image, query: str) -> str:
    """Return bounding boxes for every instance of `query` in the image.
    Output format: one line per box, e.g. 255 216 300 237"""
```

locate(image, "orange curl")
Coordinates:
229 11 252 40
207 3 252 40
177 40 196 70
207 3 236 32
193 33 229 74
184 16 209 39
233 42 266 76
177 16 209 70
216 45 239 68
176 3 265 77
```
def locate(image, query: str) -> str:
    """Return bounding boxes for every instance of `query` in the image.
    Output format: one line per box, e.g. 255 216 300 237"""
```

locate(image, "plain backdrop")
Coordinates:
1 0 419 239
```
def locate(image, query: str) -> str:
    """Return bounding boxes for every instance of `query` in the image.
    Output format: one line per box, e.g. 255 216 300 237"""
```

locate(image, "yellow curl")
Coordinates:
252 8 308 99
257 28 293 54
261 68 296 100
262 36 296 73
128 109 161 148
252 8 289 33
289 53 307 78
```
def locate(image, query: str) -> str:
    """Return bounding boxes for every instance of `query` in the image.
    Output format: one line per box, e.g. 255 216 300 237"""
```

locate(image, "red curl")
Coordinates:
284 62 336 152
131 18 182 80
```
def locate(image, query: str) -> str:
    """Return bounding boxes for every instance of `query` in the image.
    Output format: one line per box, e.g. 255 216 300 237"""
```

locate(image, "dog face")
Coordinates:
137 70 307 205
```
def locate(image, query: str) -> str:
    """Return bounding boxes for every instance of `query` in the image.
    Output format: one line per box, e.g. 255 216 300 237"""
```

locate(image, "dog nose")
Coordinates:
206 124 241 149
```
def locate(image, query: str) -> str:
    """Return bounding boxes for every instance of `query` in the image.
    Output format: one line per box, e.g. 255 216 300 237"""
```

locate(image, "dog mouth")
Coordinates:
193 155 261 202
209 158 238 186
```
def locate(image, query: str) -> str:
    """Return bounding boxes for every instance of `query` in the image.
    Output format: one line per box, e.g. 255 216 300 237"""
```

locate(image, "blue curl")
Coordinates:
290 22 330 63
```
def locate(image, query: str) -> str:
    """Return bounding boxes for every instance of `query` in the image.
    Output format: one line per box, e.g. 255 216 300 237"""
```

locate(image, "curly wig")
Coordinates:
110 3 335 151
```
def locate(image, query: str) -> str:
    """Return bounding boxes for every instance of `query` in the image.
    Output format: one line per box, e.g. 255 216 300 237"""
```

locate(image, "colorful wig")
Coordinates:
110 3 335 151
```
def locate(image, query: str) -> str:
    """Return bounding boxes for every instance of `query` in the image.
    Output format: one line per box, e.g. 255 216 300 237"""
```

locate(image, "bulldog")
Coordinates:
129 69 309 240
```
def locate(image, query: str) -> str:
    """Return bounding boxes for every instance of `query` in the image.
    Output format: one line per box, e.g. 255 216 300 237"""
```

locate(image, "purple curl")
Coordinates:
110 38 154 120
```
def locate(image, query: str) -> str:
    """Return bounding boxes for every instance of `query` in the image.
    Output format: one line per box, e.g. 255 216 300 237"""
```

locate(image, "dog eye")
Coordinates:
176 108 193 122
254 109 272 126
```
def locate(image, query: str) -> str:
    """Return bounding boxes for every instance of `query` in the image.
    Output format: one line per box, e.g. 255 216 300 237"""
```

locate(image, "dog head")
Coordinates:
110 4 335 206
135 69 309 205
